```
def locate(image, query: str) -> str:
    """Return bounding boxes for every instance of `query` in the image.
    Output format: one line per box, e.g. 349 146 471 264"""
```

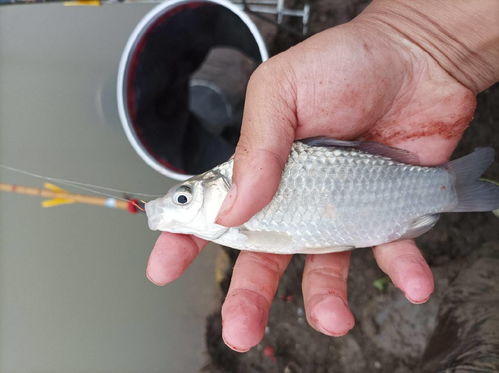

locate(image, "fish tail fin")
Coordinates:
446 147 499 212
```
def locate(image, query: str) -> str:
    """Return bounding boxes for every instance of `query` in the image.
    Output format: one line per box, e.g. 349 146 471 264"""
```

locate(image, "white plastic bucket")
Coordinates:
117 0 268 180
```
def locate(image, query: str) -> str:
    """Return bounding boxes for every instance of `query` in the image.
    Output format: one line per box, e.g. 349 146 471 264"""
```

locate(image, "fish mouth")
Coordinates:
145 199 163 231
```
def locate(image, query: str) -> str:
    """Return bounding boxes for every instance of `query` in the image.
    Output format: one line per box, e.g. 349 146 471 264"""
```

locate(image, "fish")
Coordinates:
145 138 499 254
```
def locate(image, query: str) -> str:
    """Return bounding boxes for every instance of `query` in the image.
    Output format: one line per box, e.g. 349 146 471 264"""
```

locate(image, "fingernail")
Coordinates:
392 257 434 304
215 183 237 225
310 295 354 336
146 256 180 286
222 325 251 353
145 270 165 286
403 275 433 304
406 293 431 304
221 300 264 352
223 340 250 353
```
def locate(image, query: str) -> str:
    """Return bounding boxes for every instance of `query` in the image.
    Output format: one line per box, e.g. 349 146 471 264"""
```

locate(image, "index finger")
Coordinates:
215 59 297 227
146 232 206 286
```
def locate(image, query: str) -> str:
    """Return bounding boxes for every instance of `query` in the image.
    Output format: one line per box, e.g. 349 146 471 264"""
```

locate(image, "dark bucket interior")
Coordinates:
125 2 264 175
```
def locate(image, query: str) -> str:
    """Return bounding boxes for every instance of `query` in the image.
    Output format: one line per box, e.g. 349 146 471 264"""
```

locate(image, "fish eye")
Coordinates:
173 186 192 206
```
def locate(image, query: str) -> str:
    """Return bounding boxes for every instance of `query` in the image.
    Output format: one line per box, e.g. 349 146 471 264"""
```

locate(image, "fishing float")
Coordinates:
0 182 145 214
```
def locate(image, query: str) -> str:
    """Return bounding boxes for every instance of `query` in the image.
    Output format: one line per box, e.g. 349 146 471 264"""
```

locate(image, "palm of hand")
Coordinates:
250 24 475 165
146 23 476 352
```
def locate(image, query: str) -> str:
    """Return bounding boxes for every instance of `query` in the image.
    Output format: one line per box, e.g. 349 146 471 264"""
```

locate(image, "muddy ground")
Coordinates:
204 1 499 372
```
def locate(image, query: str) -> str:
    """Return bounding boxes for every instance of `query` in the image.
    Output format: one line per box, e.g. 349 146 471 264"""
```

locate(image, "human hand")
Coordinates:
146 0 498 352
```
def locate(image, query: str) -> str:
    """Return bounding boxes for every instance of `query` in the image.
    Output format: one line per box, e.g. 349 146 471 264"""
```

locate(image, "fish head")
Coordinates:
145 170 230 240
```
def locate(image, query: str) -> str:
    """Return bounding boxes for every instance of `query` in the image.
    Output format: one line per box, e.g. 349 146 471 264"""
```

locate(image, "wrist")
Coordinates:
357 0 499 93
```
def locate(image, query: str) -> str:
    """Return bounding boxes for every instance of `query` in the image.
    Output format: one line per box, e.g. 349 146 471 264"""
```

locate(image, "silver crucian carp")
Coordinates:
145 138 499 254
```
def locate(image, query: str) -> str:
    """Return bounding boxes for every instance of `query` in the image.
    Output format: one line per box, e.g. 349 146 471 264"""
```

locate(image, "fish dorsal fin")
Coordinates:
301 137 362 148
301 137 419 164
400 214 440 240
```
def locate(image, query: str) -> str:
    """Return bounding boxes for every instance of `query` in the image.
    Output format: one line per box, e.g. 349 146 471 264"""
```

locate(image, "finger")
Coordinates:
146 232 206 286
373 239 434 304
215 59 297 227
302 252 355 336
221 251 292 352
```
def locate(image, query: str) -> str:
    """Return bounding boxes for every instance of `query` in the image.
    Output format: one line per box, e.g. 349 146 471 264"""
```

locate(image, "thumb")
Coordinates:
216 59 297 227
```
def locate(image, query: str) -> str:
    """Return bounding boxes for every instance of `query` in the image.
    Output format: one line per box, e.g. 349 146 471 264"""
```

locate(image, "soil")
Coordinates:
203 1 499 372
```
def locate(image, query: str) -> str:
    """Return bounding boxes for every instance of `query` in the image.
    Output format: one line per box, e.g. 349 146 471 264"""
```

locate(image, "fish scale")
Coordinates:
146 139 499 254
241 142 455 250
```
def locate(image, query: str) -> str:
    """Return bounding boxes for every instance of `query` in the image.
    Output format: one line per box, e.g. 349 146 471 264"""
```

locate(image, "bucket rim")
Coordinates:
117 0 269 181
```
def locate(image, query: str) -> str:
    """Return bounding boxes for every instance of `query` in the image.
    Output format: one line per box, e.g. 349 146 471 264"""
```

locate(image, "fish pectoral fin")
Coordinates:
301 245 355 254
400 214 440 240
239 229 293 251
301 137 419 164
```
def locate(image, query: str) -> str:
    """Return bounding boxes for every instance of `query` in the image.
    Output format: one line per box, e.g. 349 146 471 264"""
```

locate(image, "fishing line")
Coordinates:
0 164 163 200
